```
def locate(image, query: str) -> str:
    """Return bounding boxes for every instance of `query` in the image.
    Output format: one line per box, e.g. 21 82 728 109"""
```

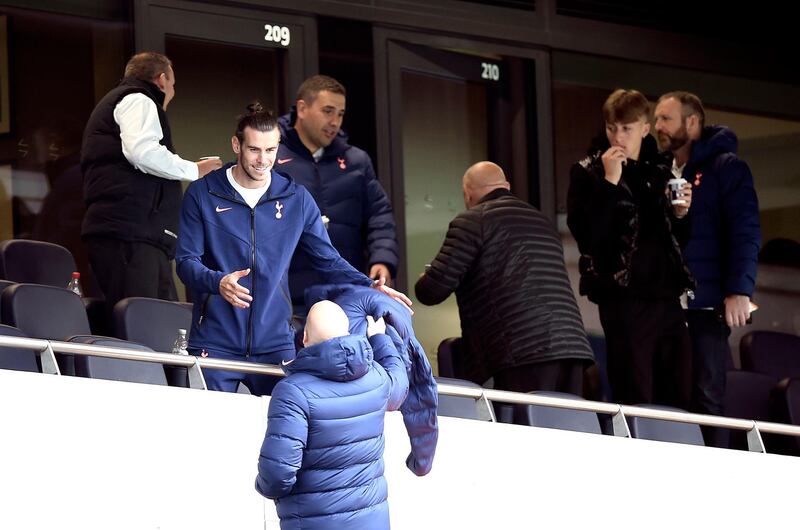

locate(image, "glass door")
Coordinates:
136 0 317 158
375 29 551 364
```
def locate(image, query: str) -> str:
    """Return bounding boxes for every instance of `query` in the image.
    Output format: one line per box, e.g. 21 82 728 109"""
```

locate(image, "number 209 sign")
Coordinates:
264 24 291 47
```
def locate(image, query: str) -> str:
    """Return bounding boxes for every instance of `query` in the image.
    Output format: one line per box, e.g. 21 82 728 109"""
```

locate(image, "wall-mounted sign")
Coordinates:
264 24 290 47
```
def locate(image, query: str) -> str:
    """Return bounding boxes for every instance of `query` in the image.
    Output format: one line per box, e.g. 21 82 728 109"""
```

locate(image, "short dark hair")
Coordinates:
602 89 650 124
658 91 706 128
235 101 278 143
296 75 346 105
124 52 172 83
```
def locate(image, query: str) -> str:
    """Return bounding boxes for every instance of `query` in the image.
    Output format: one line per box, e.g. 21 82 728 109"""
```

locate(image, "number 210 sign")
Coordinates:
264 24 291 47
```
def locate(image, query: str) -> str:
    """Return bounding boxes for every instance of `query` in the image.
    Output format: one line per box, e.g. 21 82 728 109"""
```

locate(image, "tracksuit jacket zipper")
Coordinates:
205 189 257 357
247 208 255 358
206 186 294 357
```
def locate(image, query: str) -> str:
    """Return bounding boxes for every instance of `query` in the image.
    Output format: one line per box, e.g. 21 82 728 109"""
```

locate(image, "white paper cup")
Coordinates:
668 177 687 205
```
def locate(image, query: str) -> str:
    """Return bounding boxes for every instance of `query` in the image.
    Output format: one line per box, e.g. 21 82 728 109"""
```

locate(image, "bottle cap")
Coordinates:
178 328 187 334
72 272 81 278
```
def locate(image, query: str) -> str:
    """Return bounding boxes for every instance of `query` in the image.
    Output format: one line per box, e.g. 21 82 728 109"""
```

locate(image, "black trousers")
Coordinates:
599 297 692 410
492 359 587 424
86 237 178 315
493 359 586 395
687 309 731 448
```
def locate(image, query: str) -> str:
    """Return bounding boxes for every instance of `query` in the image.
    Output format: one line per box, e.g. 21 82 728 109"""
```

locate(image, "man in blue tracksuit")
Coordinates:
655 92 761 446
256 300 409 530
275 75 398 311
176 104 411 395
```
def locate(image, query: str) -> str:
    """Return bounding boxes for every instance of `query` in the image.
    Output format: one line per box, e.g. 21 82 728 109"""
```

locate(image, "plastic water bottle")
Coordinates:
171 328 189 355
66 271 83 297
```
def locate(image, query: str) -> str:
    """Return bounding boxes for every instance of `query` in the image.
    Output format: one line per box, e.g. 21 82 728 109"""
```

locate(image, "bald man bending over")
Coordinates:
256 300 409 530
415 162 593 419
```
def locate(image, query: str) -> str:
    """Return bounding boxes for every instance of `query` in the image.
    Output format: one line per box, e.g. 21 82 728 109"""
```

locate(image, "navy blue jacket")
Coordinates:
307 284 439 477
679 126 761 308
256 333 409 530
277 111 399 305
175 165 372 360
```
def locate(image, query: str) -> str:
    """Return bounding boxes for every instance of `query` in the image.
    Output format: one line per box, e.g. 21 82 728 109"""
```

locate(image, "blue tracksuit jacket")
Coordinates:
175 164 372 360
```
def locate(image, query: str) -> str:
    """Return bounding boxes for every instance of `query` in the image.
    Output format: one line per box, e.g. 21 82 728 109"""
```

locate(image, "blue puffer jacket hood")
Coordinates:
283 334 372 382
306 284 439 477
255 311 409 530
689 125 738 166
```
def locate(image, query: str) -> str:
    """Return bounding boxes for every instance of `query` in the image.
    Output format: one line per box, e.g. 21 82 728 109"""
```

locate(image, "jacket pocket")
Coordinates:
150 181 164 213
197 294 211 326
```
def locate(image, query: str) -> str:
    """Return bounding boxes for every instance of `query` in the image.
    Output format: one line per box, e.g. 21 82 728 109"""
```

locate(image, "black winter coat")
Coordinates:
415 188 593 384
567 135 695 303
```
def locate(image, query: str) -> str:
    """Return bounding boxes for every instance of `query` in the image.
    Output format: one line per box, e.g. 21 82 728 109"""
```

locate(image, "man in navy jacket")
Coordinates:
176 104 411 395
276 75 398 311
655 92 761 446
256 300 409 530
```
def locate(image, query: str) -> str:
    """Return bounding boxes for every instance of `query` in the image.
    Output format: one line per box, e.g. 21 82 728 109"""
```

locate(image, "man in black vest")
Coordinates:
80 52 221 313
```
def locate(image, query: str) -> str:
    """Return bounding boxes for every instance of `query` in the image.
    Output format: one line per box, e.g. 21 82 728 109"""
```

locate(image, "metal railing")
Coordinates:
3 334 800 454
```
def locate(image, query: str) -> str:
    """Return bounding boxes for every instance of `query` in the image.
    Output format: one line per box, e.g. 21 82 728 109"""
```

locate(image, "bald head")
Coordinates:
303 301 350 347
462 161 509 209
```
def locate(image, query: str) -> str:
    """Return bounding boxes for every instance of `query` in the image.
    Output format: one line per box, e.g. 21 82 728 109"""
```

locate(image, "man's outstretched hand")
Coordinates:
371 277 413 315
220 268 252 309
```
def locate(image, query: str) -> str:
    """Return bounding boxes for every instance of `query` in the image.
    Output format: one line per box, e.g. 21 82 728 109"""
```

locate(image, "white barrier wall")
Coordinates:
1 368 798 529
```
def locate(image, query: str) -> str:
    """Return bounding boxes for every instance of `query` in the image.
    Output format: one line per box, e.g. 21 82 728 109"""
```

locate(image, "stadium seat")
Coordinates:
0 324 39 373
768 377 800 456
435 376 492 421
517 390 602 434
586 332 612 402
0 239 109 335
70 335 167 386
740 331 800 380
0 279 15 323
0 239 77 287
1 283 92 375
724 369 779 450
114 297 193 386
628 405 705 446
436 337 463 379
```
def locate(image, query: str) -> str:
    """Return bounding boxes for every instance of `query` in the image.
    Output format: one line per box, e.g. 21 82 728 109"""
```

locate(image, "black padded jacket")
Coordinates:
567 135 695 304
415 188 593 384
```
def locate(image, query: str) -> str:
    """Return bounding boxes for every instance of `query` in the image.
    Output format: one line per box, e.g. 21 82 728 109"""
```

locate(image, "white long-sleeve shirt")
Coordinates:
113 93 198 182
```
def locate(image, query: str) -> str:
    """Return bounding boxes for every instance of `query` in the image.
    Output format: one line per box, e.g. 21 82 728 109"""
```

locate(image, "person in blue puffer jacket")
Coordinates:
655 92 761 447
275 75 399 311
256 300 409 530
306 284 439 478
